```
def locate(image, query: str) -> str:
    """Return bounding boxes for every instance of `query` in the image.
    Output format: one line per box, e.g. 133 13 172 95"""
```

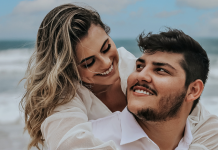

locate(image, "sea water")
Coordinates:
0 39 218 149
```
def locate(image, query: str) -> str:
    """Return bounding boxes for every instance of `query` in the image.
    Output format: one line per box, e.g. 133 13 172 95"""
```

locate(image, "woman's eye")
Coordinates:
102 44 111 54
83 59 95 68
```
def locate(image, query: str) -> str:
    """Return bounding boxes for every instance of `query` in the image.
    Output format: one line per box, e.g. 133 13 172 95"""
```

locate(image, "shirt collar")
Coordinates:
120 107 147 145
120 107 193 147
179 119 193 146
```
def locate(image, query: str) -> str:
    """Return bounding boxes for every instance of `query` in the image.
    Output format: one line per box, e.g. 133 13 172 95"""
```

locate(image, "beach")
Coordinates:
0 39 218 150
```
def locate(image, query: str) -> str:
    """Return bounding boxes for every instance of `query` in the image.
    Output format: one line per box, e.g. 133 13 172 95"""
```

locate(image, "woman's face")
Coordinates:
76 24 119 86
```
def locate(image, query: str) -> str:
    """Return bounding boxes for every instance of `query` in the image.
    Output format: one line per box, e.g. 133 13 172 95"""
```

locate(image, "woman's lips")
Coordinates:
96 60 116 77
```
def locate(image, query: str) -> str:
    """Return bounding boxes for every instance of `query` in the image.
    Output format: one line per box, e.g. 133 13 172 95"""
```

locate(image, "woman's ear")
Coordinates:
185 79 204 103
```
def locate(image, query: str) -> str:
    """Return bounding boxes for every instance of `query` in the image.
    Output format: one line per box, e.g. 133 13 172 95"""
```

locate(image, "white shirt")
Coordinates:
91 107 193 150
41 47 218 150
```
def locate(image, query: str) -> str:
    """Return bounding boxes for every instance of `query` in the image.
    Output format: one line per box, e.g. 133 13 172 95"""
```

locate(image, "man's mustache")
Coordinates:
130 82 157 96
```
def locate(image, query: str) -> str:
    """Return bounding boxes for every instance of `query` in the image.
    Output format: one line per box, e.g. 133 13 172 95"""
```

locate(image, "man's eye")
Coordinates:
156 68 169 74
158 68 165 72
136 64 143 69
102 44 111 54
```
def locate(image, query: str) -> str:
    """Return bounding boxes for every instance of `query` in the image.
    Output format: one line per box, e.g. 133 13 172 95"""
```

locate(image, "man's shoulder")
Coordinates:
189 102 218 130
189 103 218 149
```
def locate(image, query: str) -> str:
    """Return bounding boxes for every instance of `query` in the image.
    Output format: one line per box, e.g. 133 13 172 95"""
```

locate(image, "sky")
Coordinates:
0 0 218 40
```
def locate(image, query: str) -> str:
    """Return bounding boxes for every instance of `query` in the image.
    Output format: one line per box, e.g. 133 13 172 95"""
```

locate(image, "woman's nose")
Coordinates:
99 54 111 68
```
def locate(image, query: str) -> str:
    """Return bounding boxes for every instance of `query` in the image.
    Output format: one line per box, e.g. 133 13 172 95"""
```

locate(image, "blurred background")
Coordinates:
0 0 218 150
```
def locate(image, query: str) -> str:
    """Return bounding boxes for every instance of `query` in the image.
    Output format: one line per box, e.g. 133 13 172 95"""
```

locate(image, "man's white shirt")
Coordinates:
90 107 193 150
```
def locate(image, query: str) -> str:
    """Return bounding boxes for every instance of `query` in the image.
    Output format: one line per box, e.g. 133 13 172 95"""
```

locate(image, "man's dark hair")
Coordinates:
137 28 209 114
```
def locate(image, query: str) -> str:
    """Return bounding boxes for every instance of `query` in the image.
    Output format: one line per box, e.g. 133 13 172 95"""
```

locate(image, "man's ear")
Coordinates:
186 79 204 102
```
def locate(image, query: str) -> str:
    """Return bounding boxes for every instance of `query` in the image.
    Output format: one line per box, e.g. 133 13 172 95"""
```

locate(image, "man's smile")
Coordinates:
130 82 157 96
133 86 154 96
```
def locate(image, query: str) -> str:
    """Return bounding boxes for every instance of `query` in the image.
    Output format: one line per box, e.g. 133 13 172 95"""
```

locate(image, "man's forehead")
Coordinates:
139 51 184 64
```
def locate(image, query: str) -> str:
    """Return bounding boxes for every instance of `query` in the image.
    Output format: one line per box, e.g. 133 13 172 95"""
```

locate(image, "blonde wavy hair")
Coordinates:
20 4 110 150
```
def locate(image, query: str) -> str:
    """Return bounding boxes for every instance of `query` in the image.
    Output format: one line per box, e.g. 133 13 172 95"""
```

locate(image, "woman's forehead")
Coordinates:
79 24 108 47
76 25 108 58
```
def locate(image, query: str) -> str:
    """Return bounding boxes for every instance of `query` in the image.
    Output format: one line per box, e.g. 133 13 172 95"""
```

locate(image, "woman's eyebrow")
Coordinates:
80 56 94 64
100 38 109 52
79 38 108 64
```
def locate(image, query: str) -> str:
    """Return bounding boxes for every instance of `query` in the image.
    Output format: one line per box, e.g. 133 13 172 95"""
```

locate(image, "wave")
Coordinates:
210 67 218 80
0 92 23 124
0 48 34 74
201 96 218 116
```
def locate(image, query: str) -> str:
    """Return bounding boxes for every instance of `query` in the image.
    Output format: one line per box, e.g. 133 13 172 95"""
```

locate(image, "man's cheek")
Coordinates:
127 73 136 85
127 96 144 115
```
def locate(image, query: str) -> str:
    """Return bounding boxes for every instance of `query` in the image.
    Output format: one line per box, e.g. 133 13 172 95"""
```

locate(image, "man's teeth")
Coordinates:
135 89 152 95
100 65 113 75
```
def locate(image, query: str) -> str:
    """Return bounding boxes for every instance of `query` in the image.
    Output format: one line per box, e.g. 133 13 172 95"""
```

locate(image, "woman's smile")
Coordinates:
96 59 117 77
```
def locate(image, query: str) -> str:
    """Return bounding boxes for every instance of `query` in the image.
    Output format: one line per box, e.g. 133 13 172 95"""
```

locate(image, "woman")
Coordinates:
20 3 136 150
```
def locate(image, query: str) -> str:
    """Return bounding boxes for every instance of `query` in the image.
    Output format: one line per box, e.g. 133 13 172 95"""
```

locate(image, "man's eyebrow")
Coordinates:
100 38 109 52
136 58 145 63
79 38 108 64
152 62 176 71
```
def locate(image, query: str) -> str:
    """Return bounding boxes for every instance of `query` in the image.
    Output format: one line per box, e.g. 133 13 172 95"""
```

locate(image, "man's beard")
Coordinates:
134 90 187 122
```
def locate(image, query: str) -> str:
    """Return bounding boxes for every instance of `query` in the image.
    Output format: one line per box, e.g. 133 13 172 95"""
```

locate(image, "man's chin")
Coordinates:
126 105 139 116
135 108 169 122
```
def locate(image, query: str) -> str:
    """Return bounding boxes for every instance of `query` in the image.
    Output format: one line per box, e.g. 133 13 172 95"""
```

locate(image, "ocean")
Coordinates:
0 39 218 149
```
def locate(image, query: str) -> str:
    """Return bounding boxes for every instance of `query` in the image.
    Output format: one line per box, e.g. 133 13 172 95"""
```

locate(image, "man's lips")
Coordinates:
130 83 157 96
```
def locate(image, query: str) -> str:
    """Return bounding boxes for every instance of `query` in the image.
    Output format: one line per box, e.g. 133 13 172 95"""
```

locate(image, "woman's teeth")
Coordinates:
100 65 113 75
135 89 152 95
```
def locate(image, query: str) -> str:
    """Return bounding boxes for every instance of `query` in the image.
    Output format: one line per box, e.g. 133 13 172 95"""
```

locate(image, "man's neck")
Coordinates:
136 117 187 150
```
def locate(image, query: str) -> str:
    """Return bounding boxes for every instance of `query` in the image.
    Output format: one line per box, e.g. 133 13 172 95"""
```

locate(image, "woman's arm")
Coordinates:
41 96 117 150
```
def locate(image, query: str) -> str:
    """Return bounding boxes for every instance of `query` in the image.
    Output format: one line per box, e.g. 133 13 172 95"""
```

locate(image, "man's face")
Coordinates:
127 51 187 121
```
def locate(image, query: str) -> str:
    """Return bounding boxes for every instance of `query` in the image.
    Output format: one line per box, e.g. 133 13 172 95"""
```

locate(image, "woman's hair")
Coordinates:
20 3 110 150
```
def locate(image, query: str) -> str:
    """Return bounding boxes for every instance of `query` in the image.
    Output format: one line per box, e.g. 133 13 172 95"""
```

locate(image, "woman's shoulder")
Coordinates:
117 47 137 95
117 47 137 60
117 47 136 72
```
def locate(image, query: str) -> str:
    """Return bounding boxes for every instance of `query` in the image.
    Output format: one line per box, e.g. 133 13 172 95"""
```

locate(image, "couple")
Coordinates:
21 3 218 150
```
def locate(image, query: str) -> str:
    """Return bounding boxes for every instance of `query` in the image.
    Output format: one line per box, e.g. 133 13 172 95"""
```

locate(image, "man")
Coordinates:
90 29 218 150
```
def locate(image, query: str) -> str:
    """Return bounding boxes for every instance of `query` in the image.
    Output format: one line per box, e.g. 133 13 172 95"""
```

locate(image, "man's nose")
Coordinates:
137 67 152 83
